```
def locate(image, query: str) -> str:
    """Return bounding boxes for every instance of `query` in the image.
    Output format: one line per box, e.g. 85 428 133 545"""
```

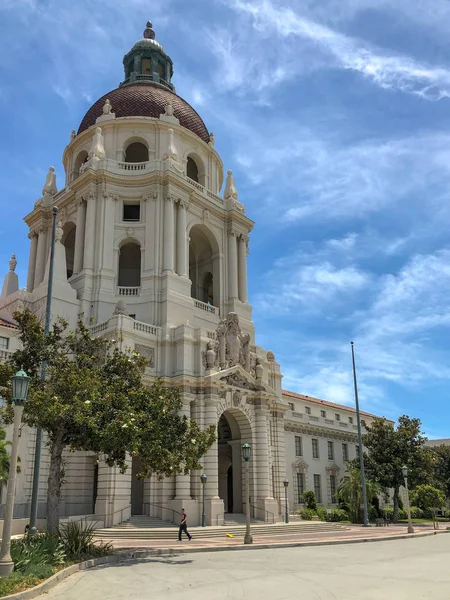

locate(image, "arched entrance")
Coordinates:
218 408 252 515
189 224 220 308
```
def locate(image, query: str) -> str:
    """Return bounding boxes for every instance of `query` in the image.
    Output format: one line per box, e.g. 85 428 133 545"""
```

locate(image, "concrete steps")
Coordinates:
95 521 349 540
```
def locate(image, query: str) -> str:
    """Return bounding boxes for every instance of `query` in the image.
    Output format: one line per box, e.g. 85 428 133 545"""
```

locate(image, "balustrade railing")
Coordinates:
133 321 158 336
117 161 148 171
186 177 204 193
90 322 108 336
0 349 12 363
117 286 141 296
194 299 219 315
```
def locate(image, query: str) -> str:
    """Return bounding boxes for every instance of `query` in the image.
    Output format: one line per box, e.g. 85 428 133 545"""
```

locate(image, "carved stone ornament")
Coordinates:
42 166 58 196
221 372 254 390
213 312 251 371
113 300 128 315
9 254 17 272
233 389 243 407
135 344 155 368
164 102 174 117
103 99 112 115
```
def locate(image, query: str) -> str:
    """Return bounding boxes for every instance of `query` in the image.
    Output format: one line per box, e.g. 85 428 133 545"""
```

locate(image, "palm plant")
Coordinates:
337 468 380 523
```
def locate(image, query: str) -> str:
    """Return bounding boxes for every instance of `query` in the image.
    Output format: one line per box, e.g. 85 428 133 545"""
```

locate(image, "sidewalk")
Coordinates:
96 523 449 553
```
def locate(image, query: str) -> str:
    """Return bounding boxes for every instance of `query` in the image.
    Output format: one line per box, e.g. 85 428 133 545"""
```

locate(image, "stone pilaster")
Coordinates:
163 194 175 272
26 231 38 292
73 198 86 274
34 227 48 288
176 199 188 276
228 230 238 299
238 234 248 303
83 193 96 271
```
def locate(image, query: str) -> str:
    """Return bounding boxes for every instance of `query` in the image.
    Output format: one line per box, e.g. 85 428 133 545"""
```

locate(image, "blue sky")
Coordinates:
1 0 450 437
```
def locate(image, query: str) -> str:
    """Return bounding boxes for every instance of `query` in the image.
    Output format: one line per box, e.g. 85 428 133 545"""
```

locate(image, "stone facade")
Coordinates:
0 23 388 528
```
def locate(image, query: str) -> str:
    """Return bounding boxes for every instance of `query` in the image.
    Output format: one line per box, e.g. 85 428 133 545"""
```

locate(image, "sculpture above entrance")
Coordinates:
213 312 251 371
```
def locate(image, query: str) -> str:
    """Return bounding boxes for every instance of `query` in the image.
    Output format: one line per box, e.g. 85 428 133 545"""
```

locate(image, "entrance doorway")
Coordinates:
218 411 249 514
131 457 144 515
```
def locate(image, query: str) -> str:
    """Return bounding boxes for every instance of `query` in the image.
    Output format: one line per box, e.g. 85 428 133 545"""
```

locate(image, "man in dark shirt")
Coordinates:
178 508 192 541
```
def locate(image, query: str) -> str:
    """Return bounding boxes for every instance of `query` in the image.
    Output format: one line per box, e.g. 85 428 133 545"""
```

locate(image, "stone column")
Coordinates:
163 195 175 272
102 193 116 271
83 193 96 271
176 200 188 277
175 402 192 500
26 231 38 292
34 227 48 288
238 235 248 303
228 230 238 299
254 405 272 501
204 396 219 499
73 199 86 274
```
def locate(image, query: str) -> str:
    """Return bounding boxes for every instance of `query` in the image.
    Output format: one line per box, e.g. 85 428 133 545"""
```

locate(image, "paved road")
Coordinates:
44 534 450 600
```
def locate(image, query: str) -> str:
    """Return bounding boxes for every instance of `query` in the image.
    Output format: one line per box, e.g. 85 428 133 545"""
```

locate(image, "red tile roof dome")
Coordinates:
77 83 210 143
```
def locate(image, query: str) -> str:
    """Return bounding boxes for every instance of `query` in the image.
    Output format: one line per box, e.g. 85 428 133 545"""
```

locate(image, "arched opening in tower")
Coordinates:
189 225 219 307
62 224 76 279
186 156 199 182
125 142 149 163
118 242 141 287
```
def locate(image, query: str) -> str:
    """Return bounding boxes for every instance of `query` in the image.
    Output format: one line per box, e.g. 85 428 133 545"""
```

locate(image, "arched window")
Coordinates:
189 225 219 307
142 58 151 75
158 62 165 81
73 150 89 180
187 156 199 182
125 142 149 163
118 242 141 287
63 226 76 279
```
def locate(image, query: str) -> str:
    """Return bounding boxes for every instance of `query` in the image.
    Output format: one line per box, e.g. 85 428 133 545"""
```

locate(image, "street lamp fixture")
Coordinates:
283 478 289 524
200 473 207 527
402 465 414 534
0 369 31 576
242 443 252 544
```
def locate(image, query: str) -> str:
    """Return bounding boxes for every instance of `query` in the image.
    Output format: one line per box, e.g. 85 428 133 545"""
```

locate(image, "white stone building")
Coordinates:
0 23 385 528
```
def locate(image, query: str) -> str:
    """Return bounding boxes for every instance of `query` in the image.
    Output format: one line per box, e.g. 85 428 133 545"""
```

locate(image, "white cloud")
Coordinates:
217 0 450 100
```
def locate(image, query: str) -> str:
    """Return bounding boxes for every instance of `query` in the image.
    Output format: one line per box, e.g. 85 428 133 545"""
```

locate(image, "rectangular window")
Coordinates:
296 473 305 503
123 203 140 222
314 474 322 503
305 406 311 415
321 410 326 418
288 402 295 411
330 475 337 503
0 337 9 350
295 436 303 457
342 443 349 461
348 416 354 424
312 438 319 459
335 413 340 421
327 441 334 460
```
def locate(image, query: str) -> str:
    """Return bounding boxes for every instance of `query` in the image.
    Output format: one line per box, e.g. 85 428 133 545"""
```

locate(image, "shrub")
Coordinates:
315 508 329 522
58 520 112 561
368 504 379 522
398 508 407 520
410 506 424 519
301 491 317 511
11 534 65 573
329 509 350 522
299 508 315 520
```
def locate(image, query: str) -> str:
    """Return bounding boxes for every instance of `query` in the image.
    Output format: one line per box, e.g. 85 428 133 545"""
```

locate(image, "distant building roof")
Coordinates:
426 439 450 447
282 389 382 420
0 317 18 329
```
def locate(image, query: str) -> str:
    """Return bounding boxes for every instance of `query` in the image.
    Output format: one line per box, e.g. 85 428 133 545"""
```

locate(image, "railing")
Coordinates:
0 349 12 363
194 299 219 315
207 190 224 204
249 504 275 524
133 321 158 336
143 502 180 525
117 286 141 296
90 322 108 335
117 161 148 171
121 75 172 90
186 177 204 193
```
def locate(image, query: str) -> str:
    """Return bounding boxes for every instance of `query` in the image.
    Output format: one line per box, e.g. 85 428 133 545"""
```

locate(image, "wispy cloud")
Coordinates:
215 0 450 100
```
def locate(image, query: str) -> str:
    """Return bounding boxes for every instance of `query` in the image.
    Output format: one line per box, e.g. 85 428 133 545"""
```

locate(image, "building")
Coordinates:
0 22 385 528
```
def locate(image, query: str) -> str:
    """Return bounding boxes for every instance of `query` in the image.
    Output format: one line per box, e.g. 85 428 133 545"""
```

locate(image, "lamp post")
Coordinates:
0 369 31 576
200 473 207 527
402 465 414 534
350 341 369 527
283 479 289 524
242 443 252 544
29 206 58 536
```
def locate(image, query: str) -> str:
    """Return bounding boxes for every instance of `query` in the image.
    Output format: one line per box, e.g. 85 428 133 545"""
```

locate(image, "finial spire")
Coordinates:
9 254 17 273
144 21 155 40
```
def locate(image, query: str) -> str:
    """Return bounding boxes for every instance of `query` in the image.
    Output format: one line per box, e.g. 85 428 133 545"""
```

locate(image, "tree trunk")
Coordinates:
46 431 65 534
393 486 400 523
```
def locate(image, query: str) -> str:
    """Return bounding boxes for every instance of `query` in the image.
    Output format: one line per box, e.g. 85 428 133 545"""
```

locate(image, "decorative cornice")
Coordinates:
285 421 357 442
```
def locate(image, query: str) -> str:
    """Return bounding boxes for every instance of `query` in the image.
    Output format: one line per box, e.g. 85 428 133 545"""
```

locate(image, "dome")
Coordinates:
77 84 210 143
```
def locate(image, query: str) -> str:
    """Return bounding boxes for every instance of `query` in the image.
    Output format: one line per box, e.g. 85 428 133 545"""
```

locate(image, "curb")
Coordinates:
2 530 447 599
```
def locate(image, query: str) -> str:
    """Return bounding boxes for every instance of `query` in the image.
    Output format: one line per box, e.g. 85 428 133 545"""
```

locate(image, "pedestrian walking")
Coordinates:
178 508 192 541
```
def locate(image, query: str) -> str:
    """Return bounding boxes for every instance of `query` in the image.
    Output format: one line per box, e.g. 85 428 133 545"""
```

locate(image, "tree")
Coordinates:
0 428 11 488
413 485 446 529
430 444 450 500
337 468 380 523
0 310 216 532
301 490 317 511
357 416 431 522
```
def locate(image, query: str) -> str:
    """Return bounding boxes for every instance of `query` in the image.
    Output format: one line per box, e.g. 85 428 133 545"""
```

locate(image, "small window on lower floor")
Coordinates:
288 402 295 411
0 337 9 350
123 203 140 222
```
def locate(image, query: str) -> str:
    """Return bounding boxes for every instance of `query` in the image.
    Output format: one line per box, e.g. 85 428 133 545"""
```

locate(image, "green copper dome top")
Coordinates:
121 21 175 92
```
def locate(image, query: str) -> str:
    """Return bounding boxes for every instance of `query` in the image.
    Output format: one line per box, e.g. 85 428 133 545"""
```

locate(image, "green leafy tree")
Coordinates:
337 468 380 523
413 484 446 529
429 444 450 500
0 310 216 532
355 416 431 522
301 490 317 511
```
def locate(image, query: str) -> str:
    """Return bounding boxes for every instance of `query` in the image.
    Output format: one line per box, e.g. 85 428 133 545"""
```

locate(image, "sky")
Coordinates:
1 0 450 437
